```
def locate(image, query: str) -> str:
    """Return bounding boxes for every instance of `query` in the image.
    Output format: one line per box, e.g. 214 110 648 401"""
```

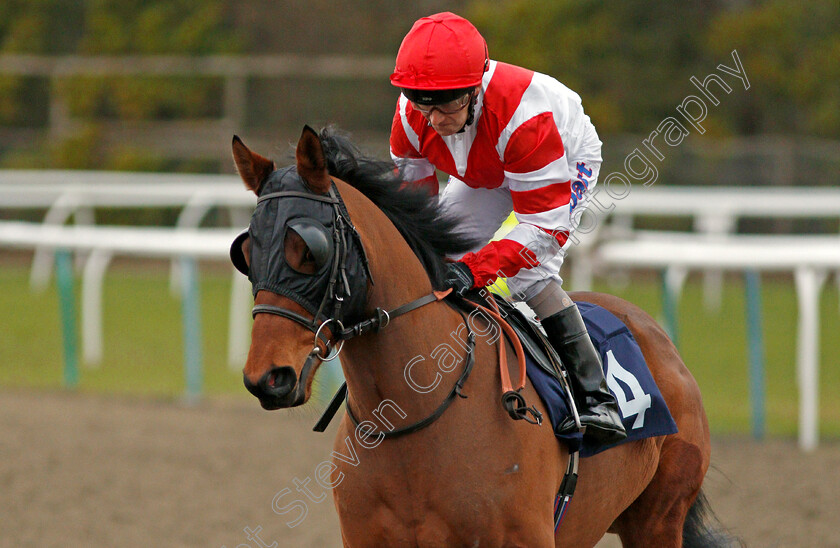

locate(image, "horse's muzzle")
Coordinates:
243 366 303 409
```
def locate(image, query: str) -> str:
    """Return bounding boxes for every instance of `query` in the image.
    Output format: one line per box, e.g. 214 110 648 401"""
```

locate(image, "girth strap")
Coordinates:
554 450 580 531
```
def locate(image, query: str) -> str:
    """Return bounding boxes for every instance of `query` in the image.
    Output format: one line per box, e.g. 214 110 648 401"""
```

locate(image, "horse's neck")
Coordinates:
335 183 488 423
340 300 473 420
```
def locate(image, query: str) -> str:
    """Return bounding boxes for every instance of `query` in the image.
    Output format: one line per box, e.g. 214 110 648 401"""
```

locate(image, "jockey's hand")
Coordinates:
444 261 475 296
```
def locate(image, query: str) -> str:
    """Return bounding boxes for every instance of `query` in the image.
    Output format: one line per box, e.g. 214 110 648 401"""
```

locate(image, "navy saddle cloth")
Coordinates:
496 298 678 458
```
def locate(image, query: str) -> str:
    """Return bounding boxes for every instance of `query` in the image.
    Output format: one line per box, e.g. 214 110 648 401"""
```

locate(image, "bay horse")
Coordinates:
230 126 734 547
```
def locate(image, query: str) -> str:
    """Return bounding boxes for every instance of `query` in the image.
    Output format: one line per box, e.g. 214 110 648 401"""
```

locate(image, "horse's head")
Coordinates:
230 127 371 409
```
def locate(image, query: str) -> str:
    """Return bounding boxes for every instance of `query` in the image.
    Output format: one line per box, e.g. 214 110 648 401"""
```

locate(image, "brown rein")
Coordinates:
315 288 543 436
460 294 542 425
462 295 526 394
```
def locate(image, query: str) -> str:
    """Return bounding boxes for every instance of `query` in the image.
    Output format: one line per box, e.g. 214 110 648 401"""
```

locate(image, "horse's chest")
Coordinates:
334 465 548 547
339 501 513 547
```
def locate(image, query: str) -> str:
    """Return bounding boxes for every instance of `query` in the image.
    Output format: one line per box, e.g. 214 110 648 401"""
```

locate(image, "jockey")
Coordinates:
389 12 626 445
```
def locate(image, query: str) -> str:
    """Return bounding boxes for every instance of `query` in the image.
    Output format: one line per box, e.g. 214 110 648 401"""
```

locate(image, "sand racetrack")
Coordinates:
2 389 838 547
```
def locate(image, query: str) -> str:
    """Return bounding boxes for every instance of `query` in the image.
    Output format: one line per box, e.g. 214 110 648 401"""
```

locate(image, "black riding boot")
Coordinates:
541 305 627 446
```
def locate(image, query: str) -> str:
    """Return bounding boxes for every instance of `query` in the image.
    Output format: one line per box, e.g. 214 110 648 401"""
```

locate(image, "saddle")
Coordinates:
485 295 567 382
463 293 678 459
463 294 585 453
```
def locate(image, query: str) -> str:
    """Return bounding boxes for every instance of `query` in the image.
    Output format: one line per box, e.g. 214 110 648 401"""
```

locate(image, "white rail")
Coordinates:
574 185 840 299
1 169 255 369
0 169 253 287
0 221 249 401
594 233 840 451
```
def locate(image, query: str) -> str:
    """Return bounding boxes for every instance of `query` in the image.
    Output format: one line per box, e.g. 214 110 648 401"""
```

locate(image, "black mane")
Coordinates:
318 127 480 289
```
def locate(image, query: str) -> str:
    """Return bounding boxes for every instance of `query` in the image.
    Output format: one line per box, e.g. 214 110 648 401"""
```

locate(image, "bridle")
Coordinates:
239 166 578 533
245 180 460 374
242 178 540 437
247 183 367 360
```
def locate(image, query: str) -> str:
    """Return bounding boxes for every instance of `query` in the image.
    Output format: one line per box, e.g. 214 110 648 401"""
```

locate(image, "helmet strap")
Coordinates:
460 89 479 132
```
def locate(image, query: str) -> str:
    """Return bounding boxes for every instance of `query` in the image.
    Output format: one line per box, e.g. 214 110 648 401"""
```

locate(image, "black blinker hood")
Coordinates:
231 166 371 324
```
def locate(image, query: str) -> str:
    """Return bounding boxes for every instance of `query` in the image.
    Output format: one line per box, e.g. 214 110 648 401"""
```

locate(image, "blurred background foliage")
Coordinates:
0 0 237 123
471 0 840 139
0 2 838 436
0 0 837 174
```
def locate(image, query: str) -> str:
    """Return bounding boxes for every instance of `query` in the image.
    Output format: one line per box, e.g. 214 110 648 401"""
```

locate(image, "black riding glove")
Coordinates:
444 261 475 296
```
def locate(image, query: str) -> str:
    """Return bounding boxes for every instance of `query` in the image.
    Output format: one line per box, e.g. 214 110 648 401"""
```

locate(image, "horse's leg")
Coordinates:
608 305 711 547
555 438 661 547
610 435 706 547
568 291 712 547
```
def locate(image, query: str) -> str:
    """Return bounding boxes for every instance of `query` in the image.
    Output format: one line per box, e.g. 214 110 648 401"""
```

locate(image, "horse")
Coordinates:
229 126 734 547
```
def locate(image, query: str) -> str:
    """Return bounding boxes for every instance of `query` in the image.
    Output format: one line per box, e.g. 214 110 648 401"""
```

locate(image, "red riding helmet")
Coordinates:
390 12 489 92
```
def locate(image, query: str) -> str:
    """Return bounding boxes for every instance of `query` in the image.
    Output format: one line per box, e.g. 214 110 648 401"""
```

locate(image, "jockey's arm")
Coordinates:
390 152 439 196
459 115 574 288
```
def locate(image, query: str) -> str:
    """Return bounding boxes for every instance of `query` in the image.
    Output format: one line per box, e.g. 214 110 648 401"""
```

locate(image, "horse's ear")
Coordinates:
232 135 274 194
296 125 331 194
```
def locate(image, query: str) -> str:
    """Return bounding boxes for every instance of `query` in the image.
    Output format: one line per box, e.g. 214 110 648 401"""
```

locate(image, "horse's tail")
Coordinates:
682 489 744 547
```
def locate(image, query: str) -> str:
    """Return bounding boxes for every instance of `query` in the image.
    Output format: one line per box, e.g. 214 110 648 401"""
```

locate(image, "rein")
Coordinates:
343 306 476 440
249 180 541 435
313 290 543 435
336 289 452 340
462 295 542 425
312 288 456 432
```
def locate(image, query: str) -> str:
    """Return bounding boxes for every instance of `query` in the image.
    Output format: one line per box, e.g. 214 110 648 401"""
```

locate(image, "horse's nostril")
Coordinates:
243 366 299 407
266 366 295 390
256 365 297 398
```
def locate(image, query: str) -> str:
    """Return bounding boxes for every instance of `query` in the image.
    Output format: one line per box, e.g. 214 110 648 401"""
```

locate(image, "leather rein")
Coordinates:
252 184 541 438
311 290 543 438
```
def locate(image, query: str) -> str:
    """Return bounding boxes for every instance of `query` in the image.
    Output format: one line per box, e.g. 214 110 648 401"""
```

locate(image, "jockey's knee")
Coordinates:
526 280 574 319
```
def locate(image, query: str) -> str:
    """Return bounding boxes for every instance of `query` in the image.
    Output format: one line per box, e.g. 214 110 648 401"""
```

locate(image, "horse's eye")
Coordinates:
284 219 333 274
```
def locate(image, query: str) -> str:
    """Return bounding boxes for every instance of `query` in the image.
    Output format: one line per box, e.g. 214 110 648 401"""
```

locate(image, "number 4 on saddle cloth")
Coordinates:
495 297 678 458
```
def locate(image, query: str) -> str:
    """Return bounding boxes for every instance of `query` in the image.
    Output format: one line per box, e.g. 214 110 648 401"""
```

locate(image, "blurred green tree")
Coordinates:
465 0 725 135
0 1 243 170
466 0 840 139
0 0 84 126
707 0 840 138
63 1 242 120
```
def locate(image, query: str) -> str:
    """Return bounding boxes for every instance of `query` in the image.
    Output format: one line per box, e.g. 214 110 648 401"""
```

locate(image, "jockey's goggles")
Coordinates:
402 88 474 115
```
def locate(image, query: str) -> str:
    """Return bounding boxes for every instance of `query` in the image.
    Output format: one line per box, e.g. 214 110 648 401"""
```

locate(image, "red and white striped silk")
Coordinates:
391 60 600 288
